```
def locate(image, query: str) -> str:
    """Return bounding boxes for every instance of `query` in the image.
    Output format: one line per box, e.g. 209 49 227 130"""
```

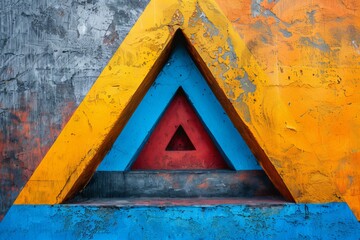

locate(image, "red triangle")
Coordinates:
131 90 230 170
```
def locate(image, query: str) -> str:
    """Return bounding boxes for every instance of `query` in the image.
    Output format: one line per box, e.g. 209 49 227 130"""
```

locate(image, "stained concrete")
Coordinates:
0 0 149 219
70 171 281 199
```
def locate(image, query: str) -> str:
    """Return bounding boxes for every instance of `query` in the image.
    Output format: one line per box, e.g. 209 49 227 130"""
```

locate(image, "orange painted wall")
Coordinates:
216 0 360 219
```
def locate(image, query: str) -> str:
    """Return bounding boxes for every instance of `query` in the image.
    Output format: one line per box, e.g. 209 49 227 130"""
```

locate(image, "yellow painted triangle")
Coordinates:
15 0 339 205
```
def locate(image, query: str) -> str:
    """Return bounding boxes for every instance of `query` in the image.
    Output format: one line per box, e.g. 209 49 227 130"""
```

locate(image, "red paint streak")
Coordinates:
197 181 210 189
61 101 76 128
0 99 77 220
131 91 229 170
236 172 250 181
158 173 173 182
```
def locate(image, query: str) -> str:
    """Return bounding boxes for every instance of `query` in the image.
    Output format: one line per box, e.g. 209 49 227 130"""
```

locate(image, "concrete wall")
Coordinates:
0 0 149 219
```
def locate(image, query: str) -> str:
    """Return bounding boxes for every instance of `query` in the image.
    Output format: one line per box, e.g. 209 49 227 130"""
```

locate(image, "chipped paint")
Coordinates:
216 0 360 219
279 28 292 38
237 72 256 95
300 36 331 52
13 0 294 205
188 3 220 38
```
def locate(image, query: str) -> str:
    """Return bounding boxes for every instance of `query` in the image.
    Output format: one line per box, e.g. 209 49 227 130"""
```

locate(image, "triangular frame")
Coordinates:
131 89 229 170
98 40 261 172
15 0 295 204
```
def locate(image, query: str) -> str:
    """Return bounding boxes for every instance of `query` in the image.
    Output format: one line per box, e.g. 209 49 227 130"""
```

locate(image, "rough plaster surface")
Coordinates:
216 0 360 219
1 0 360 222
0 0 149 219
1 203 359 239
13 0 295 205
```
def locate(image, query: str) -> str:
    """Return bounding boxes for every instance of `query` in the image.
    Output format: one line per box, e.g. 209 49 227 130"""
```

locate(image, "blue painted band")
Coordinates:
1 203 359 239
98 42 260 171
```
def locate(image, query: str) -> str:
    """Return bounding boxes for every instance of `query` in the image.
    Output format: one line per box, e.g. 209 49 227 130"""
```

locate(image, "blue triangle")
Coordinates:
98 42 261 171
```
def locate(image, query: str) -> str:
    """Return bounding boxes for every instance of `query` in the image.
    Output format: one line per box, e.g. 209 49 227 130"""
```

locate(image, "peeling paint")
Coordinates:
216 0 360 219
222 38 238 68
168 9 184 34
238 72 257 95
279 28 292 38
306 10 316 24
188 3 220 38
251 0 264 17
300 36 331 52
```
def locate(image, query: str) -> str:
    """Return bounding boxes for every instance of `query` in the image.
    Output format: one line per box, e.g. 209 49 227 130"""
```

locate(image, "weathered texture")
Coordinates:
98 41 261 171
0 0 149 219
1 203 359 239
70 171 281 199
12 0 294 206
215 0 360 219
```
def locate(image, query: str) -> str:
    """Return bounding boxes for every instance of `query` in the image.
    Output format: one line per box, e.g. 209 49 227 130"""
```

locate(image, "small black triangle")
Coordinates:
165 125 196 151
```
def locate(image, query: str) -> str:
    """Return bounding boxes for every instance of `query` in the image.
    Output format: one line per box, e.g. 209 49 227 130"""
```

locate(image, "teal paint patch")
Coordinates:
98 40 261 171
1 203 359 239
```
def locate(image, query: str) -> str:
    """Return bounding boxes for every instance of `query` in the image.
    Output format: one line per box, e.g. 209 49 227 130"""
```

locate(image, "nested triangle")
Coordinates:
131 89 230 170
166 125 196 151
14 0 295 204
98 40 261 172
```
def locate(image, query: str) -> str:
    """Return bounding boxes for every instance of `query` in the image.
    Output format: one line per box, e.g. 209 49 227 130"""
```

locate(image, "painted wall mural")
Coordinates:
215 0 360 220
0 0 359 238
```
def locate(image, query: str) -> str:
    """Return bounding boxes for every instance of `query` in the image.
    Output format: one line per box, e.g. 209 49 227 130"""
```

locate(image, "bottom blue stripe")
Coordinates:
1 203 359 239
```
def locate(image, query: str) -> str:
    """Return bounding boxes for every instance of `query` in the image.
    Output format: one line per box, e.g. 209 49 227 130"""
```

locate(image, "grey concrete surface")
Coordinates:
0 0 149 219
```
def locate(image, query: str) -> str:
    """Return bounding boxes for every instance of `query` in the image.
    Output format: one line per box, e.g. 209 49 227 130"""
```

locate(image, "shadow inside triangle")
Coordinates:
166 125 196 151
